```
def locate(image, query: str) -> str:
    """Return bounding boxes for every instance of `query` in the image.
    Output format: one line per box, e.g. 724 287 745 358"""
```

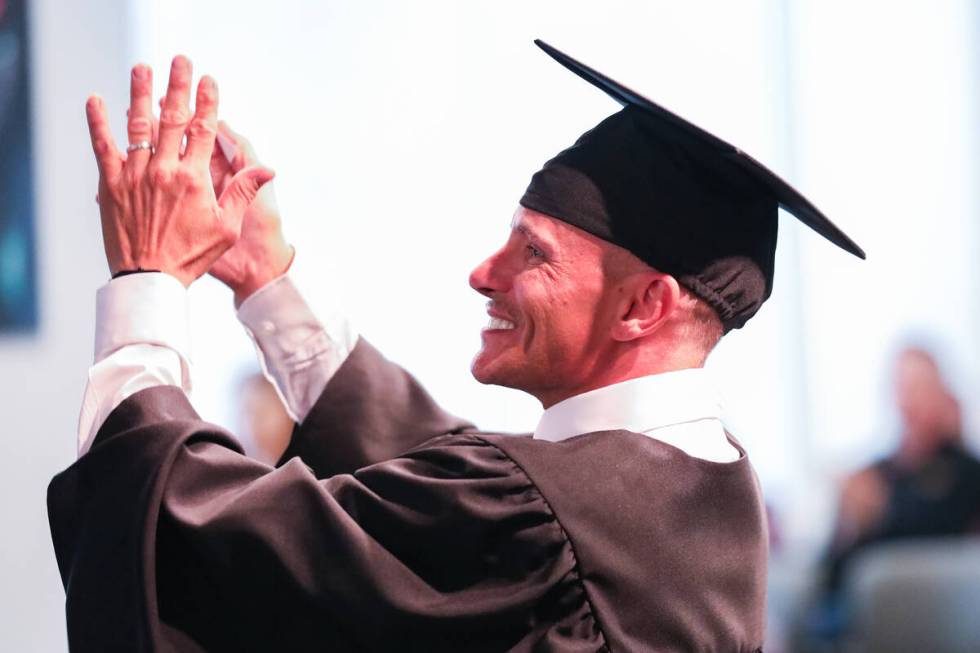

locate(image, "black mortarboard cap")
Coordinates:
520 40 865 331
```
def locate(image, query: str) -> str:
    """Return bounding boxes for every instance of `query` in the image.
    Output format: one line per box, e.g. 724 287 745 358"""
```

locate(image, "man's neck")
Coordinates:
537 364 704 409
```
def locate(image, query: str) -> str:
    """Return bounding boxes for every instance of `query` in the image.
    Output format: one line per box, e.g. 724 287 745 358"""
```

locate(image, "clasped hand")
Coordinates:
86 56 275 288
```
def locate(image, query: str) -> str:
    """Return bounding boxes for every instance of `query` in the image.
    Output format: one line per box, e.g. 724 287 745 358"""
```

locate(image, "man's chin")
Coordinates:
470 351 519 388
469 360 499 386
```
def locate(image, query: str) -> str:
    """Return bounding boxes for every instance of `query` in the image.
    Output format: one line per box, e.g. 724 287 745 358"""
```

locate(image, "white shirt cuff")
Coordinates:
94 273 191 370
78 272 192 456
237 272 357 423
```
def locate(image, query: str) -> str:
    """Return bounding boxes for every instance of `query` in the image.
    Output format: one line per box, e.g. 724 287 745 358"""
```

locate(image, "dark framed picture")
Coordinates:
0 0 37 332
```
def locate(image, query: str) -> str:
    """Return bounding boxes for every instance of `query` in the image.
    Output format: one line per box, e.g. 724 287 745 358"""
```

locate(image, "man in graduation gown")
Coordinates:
48 43 864 652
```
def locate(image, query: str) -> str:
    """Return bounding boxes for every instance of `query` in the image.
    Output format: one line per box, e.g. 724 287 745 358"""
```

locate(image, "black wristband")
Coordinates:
111 268 162 279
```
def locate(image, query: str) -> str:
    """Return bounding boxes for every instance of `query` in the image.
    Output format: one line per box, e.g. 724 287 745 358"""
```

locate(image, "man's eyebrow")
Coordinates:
513 224 542 241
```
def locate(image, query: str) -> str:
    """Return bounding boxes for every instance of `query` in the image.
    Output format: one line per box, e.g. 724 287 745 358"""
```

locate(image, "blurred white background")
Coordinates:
2 0 978 650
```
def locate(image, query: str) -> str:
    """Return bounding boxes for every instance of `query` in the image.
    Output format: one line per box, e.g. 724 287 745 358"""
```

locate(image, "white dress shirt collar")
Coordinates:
533 368 724 443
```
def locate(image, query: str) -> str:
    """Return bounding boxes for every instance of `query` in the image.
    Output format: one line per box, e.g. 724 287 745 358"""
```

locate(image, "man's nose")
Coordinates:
469 250 508 298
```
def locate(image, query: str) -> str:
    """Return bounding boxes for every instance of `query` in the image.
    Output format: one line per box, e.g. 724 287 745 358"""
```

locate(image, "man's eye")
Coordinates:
526 244 544 259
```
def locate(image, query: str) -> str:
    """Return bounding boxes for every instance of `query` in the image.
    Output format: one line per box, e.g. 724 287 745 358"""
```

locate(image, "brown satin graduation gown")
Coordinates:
48 340 768 652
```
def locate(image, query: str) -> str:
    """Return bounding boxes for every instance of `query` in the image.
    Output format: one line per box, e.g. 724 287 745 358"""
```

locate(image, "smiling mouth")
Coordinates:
486 316 516 330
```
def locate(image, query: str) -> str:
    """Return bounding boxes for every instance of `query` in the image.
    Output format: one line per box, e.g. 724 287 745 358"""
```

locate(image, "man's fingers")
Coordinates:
125 64 154 170
156 55 193 160
217 121 259 171
85 95 122 181
216 122 241 167
215 131 238 169
217 165 276 220
183 75 219 166
210 146 231 191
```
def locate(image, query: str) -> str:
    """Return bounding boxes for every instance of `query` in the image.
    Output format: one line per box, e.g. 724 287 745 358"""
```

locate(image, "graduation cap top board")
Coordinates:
519 40 865 331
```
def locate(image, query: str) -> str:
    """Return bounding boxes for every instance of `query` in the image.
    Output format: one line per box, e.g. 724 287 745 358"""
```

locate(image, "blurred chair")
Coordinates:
845 537 980 653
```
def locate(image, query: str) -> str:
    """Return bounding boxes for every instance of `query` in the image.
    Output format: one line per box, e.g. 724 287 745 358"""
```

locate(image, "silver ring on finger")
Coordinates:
126 140 155 154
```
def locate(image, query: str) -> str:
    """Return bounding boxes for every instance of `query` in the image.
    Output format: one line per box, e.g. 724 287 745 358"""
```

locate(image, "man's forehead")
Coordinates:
509 206 567 238
509 205 632 258
510 206 542 230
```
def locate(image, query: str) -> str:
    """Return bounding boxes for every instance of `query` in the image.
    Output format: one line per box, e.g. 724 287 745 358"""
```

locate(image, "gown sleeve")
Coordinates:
48 386 576 653
278 337 475 477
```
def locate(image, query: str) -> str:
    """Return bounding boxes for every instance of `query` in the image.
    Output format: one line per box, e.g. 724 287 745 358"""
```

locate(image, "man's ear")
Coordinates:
610 273 681 342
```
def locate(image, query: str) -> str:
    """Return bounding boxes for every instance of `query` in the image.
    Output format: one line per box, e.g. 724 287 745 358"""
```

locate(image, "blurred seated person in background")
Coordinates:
801 346 980 647
830 346 980 573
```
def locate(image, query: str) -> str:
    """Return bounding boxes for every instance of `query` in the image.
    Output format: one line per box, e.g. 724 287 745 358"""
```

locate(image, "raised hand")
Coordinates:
208 122 294 306
86 56 275 287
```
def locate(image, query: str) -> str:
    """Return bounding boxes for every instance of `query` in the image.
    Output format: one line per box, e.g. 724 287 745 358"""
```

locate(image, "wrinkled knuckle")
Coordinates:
187 118 215 141
234 183 253 203
93 137 111 156
159 107 190 127
127 116 153 135
149 164 174 187
197 84 217 106
242 175 263 196
175 166 202 190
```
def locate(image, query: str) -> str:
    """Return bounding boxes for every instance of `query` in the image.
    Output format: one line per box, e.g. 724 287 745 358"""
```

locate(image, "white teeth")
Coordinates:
487 317 516 330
